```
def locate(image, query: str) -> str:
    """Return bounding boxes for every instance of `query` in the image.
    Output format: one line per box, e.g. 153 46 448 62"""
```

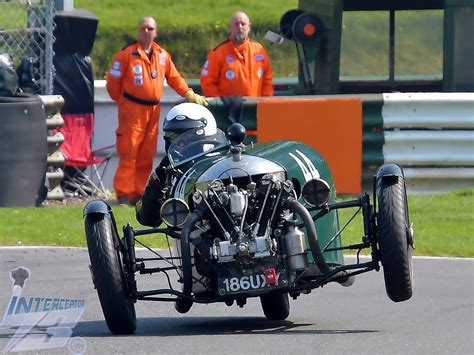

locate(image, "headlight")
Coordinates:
160 198 190 228
301 178 331 207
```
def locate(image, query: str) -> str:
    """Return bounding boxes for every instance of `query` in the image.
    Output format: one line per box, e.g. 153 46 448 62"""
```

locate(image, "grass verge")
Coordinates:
0 204 168 249
0 189 472 257
337 188 474 257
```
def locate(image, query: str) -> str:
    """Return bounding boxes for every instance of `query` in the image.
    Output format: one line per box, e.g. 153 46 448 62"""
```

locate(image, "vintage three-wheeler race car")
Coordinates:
83 104 413 335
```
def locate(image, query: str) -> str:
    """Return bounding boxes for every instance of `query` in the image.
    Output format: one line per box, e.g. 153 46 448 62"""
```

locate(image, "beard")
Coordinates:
233 31 247 44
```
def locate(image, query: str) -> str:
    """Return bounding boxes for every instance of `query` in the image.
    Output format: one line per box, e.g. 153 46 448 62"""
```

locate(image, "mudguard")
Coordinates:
376 163 404 183
83 199 111 217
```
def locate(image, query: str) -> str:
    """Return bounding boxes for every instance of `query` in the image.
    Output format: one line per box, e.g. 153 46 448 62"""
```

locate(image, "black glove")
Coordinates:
153 165 167 184
135 157 170 227
221 95 244 124
147 157 169 187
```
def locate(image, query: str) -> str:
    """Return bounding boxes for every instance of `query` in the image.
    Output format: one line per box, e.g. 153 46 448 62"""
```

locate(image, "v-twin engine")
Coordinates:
192 174 309 273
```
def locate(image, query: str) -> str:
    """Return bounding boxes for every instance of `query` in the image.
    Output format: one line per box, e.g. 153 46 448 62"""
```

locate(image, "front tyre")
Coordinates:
260 292 290 320
376 171 413 302
175 211 197 314
85 213 137 334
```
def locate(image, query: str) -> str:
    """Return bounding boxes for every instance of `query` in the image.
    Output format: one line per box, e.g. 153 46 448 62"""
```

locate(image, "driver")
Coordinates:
135 103 217 227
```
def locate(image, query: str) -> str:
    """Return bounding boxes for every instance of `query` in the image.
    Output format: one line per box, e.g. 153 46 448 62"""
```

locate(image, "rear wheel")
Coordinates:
260 292 290 320
85 213 137 334
376 174 413 302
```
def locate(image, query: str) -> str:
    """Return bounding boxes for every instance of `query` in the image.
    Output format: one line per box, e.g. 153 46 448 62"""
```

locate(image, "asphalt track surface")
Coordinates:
0 247 472 354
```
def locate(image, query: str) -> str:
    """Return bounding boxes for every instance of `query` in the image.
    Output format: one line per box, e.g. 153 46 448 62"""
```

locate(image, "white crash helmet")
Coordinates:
163 103 217 139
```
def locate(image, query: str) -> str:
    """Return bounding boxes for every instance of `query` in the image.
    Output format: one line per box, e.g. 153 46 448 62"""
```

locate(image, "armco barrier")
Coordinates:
94 81 474 193
383 131 473 166
382 93 474 129
378 93 474 193
40 95 65 200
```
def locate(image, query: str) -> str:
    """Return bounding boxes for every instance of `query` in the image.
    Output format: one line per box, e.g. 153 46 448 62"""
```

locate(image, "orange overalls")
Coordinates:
106 41 189 201
200 38 273 97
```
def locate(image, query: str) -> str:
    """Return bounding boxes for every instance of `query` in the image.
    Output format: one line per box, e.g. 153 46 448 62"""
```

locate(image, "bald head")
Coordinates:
230 12 251 45
139 16 157 28
138 16 157 50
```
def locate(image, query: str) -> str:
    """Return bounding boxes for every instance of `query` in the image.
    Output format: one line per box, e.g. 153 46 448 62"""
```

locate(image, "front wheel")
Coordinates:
376 170 413 302
85 213 137 334
174 211 197 314
260 292 290 320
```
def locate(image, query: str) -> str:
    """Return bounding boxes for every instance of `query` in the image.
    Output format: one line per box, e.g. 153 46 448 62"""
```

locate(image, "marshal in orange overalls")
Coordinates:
200 38 273 97
106 41 189 202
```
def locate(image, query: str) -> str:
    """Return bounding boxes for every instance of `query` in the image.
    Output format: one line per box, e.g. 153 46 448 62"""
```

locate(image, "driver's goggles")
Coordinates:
164 131 180 142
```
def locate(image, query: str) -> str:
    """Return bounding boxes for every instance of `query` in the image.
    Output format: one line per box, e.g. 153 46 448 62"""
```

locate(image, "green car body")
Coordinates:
169 138 343 266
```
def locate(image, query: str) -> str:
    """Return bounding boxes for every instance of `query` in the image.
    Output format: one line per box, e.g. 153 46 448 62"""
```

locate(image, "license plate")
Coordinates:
218 271 280 295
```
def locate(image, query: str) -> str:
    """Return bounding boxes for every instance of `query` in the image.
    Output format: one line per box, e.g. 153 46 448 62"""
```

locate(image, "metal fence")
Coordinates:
0 0 55 94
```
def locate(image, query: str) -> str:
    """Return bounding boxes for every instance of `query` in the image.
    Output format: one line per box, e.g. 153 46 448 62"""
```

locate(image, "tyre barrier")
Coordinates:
0 94 48 207
40 95 65 200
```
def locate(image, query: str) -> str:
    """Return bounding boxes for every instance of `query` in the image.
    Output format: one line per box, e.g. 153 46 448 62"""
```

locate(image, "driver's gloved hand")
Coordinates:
153 165 167 184
135 159 170 227
135 177 164 227
221 95 244 124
